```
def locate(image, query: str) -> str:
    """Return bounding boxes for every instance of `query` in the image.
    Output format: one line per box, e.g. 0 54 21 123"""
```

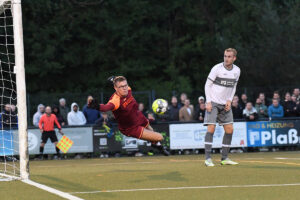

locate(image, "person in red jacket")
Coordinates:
39 106 64 159
99 76 169 156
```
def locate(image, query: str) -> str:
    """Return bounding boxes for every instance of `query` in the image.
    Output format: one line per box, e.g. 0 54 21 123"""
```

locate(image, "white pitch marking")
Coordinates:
274 157 300 160
22 179 84 200
70 183 300 194
36 161 158 168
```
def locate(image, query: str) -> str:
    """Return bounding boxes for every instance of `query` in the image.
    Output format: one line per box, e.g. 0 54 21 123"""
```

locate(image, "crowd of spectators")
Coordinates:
32 96 108 127
32 88 300 127
146 88 300 123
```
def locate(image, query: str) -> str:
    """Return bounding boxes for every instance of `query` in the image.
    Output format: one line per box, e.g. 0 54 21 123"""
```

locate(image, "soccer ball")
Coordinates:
152 99 168 115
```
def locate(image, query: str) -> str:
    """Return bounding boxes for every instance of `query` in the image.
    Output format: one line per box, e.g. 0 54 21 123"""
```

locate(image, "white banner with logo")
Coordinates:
169 122 247 150
26 127 93 154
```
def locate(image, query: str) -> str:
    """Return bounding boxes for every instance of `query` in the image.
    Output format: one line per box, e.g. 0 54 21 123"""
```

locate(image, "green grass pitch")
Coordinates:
1 151 300 200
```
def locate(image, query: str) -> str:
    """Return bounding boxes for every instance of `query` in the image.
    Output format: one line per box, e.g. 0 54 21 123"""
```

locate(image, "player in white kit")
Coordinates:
204 48 241 167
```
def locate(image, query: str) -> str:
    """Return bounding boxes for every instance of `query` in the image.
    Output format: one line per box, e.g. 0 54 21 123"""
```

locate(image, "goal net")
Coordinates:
0 0 28 181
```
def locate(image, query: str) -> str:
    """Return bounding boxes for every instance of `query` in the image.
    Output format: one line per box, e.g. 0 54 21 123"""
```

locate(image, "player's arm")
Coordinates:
205 66 218 112
226 69 241 111
100 94 120 112
54 115 63 135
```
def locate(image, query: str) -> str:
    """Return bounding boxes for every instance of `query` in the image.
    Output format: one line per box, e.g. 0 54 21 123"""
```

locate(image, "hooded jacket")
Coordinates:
67 103 86 125
33 104 44 127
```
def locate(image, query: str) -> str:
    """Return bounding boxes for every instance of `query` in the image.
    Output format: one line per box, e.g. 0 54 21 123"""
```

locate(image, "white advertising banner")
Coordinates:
169 122 247 150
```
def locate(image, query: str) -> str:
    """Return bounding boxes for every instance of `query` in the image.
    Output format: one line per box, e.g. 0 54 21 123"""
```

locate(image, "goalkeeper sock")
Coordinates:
204 132 214 160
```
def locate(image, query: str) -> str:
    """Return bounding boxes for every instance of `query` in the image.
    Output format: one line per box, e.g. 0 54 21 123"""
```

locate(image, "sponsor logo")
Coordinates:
248 129 299 146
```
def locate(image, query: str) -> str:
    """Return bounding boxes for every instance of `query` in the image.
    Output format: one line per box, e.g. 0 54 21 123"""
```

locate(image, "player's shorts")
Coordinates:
41 131 58 143
204 102 233 126
119 120 150 139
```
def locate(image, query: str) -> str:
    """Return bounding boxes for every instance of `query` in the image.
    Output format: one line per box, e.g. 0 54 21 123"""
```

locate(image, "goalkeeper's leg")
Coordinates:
141 126 170 156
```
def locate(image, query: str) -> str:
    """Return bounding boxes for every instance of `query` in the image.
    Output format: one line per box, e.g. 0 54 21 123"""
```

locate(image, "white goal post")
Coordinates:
13 0 29 180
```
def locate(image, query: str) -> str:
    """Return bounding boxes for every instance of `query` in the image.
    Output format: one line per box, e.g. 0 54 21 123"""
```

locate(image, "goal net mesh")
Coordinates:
0 0 20 181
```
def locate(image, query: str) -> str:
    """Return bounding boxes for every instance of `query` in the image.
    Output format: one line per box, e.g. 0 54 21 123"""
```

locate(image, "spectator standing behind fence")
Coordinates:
179 99 194 122
240 94 248 109
194 102 206 122
243 102 258 121
52 105 65 126
83 96 101 124
95 112 113 127
33 104 45 127
293 88 300 103
255 98 268 118
167 96 180 121
231 99 243 119
59 98 69 125
194 96 205 121
273 91 282 105
2 104 18 128
68 103 86 125
179 93 187 108
283 92 297 117
268 99 284 119
259 92 268 106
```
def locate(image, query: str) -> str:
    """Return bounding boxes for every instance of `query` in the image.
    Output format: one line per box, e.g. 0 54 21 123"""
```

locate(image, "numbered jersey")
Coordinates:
206 63 241 105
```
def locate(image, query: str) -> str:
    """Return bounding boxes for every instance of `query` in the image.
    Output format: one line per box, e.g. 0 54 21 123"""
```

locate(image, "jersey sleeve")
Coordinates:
207 65 218 82
108 94 120 111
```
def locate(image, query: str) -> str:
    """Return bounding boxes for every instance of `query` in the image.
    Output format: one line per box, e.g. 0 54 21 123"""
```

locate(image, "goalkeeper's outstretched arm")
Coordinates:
99 103 115 112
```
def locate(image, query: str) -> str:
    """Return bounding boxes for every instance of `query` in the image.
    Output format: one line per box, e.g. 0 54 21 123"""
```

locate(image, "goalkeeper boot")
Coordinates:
220 158 239 165
151 143 170 156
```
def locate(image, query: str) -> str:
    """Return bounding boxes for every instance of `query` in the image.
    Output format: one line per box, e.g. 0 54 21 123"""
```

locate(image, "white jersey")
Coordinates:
205 62 240 105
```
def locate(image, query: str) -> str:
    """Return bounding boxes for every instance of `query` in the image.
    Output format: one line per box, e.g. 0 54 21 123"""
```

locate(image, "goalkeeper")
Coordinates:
39 106 64 159
94 76 169 156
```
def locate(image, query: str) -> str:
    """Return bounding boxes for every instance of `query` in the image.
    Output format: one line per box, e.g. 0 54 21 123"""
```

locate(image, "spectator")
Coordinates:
2 104 17 128
52 105 66 126
198 96 205 104
255 98 268 118
194 96 205 121
231 99 243 119
167 96 180 121
283 92 297 117
273 91 282 104
82 95 93 111
268 99 284 119
83 97 101 124
194 102 205 122
179 99 194 122
233 95 239 104
59 98 69 125
33 104 45 127
95 112 112 127
240 93 248 109
179 93 187 107
243 102 258 121
138 103 147 117
293 88 300 103
259 92 268 106
67 103 86 125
